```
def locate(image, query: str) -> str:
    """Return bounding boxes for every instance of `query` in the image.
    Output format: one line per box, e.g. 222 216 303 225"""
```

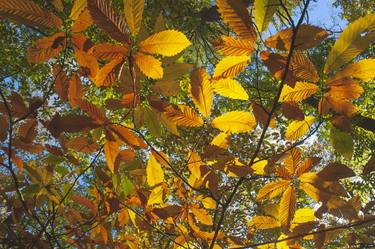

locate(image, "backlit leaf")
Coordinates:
213 56 249 79
190 68 213 117
330 126 353 159
212 111 256 133
104 140 120 173
139 30 191 57
146 154 165 187
256 180 290 201
324 13 375 74
70 0 87 20
214 35 254 56
278 186 296 227
248 215 280 229
124 0 144 36
134 52 163 79
286 116 316 140
254 0 279 32
165 105 204 127
279 81 319 102
213 78 249 100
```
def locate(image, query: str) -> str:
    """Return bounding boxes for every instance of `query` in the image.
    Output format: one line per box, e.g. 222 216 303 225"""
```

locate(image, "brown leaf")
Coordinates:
107 124 147 148
252 103 276 128
17 118 37 143
318 163 355 181
71 33 94 52
363 155 375 175
72 9 93 33
265 24 328 50
75 50 99 79
280 101 304 120
27 32 66 63
75 99 108 125
9 92 28 118
93 56 123 87
45 113 100 138
90 43 128 61
0 115 7 142
68 74 84 108
87 0 130 44
65 137 99 153
330 115 352 132
53 65 69 101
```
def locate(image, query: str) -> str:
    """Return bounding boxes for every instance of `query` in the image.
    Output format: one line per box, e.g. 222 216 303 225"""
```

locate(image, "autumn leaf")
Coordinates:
189 68 213 117
165 105 204 127
147 185 164 206
0 115 7 142
124 0 144 36
134 52 163 79
286 116 316 140
90 43 128 61
324 13 375 74
216 0 256 41
213 56 249 79
191 207 213 226
70 0 87 21
279 81 319 102
278 186 296 227
139 30 191 57
146 154 165 187
93 56 123 87
248 215 280 229
328 59 375 83
265 24 328 50
213 78 249 100
0 0 62 28
212 111 256 133
104 140 120 173
214 35 254 56
256 180 291 201
27 32 66 63
254 0 279 32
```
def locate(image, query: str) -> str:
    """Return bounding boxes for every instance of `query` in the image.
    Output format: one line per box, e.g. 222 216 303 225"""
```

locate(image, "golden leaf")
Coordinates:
90 43 128 61
328 59 375 83
213 56 249 79
27 32 66 63
147 185 164 206
94 56 124 87
189 68 213 117
139 30 191 57
104 139 120 173
214 35 254 56
68 74 84 108
254 0 279 32
212 111 256 133
191 207 213 226
280 81 319 102
70 0 87 20
134 52 163 79
123 0 144 36
278 186 296 227
286 116 316 141
248 215 280 229
216 0 256 40
165 105 204 127
213 78 249 100
324 13 375 74
256 180 291 201
146 154 165 187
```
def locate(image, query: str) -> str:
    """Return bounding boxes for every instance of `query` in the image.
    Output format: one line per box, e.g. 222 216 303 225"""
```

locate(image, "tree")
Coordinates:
0 0 374 248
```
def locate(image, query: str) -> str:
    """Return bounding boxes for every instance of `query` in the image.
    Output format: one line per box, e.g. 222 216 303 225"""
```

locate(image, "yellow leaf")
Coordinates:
104 140 120 173
327 78 363 100
292 208 315 224
324 13 375 74
254 0 279 32
284 148 301 176
212 111 256 133
165 105 204 127
213 56 249 79
189 68 213 117
211 132 231 149
251 159 268 175
279 82 319 102
191 207 213 226
94 56 123 87
286 116 316 141
214 35 254 56
248 215 280 229
216 0 256 40
197 196 217 209
213 78 249 100
70 0 87 20
146 154 165 187
328 59 375 83
134 52 163 79
123 0 144 36
256 180 290 201
188 152 202 179
147 185 164 206
139 30 191 56
278 186 296 227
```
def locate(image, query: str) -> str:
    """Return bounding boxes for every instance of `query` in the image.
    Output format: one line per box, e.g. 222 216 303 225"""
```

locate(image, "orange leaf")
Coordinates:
189 68 213 117
27 32 66 63
278 186 296 227
134 52 163 79
104 139 120 173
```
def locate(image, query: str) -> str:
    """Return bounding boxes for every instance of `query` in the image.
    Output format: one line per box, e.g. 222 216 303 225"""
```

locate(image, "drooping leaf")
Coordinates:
254 0 279 32
0 0 62 28
146 154 165 187
134 52 163 79
213 78 249 100
279 81 319 102
123 0 144 36
324 13 375 74
265 24 328 50
139 30 191 57
212 111 256 133
285 116 316 140
213 56 249 79
278 186 296 227
189 68 213 117
87 0 130 44
216 0 256 40
214 35 254 56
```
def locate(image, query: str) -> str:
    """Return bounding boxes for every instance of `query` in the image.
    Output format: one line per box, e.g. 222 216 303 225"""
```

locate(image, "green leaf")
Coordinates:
330 126 353 160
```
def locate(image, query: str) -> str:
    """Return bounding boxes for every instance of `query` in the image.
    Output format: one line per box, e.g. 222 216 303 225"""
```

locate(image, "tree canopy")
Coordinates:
0 0 374 248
